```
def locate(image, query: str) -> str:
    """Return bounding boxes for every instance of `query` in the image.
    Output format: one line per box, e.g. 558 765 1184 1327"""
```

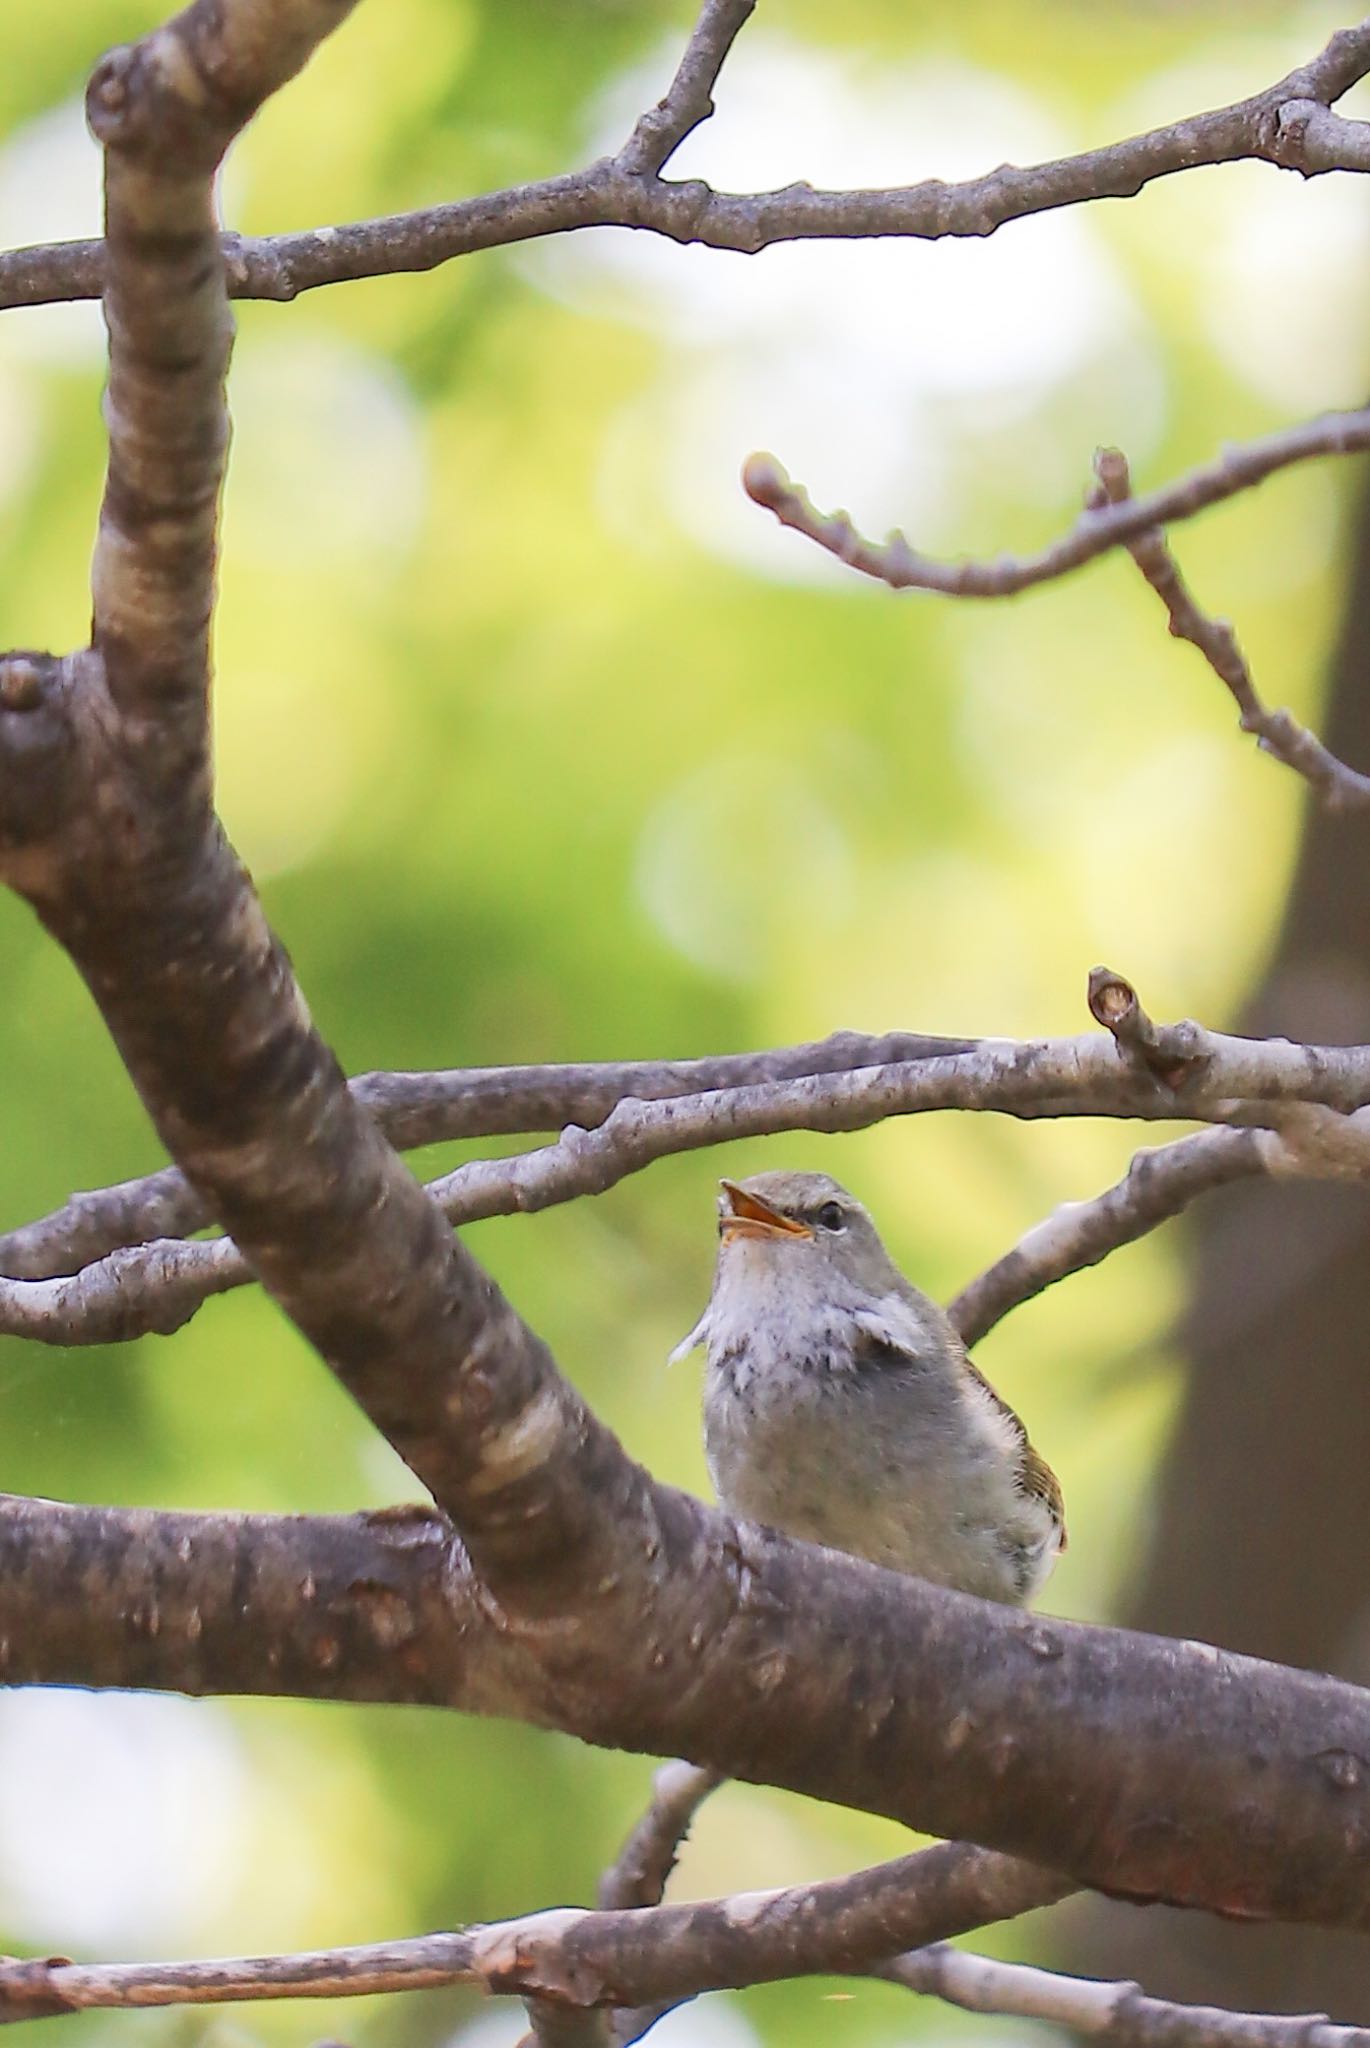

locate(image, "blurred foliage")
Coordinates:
0 1 1367 2045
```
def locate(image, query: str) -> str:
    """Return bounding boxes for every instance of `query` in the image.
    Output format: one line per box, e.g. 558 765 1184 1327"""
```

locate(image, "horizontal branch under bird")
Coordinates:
4 982 1370 1347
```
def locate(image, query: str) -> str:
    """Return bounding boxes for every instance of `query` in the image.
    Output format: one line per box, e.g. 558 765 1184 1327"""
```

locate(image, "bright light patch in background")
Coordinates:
215 659 369 878
0 100 104 368
0 98 102 510
635 753 854 980
1101 24 1370 415
225 332 428 568
0 1691 250 1952
1198 165 1370 412
529 35 1161 580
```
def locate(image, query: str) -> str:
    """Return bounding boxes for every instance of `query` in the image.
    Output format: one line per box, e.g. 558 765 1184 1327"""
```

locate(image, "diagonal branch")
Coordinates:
4 18 1370 309
948 1126 1272 1348
615 0 755 178
1090 446 1370 810
880 1945 1370 2048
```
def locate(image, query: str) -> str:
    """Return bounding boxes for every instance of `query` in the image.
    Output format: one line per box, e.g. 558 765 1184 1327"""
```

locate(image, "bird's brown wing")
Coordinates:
961 1352 1068 1551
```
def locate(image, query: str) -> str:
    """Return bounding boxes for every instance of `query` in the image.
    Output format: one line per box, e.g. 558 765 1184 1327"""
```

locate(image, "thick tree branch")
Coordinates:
0 1494 554 1718
3 20 1370 310
87 0 358 737
0 1842 1066 2022
15 1461 1370 1937
0 0 656 1631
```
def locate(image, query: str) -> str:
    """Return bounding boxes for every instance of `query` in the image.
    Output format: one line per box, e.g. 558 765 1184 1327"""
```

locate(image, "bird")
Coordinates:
672 1169 1065 1605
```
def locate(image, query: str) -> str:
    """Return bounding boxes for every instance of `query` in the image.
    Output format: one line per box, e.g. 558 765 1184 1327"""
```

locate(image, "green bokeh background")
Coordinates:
0 2 1366 2044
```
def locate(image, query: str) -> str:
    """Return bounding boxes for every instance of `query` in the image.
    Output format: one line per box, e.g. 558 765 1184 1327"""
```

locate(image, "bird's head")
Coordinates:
715 1170 903 1297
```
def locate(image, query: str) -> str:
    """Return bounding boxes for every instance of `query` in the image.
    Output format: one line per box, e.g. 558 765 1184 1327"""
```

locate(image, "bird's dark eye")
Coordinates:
816 1200 846 1231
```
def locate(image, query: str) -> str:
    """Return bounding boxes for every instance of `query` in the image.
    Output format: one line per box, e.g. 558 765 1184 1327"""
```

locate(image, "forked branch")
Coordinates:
4 17 1370 308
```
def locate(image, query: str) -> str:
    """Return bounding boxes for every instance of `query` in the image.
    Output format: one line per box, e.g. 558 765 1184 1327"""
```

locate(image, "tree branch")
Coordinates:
87 0 358 736
742 409 1370 599
880 1944 1370 2048
0 1494 554 1719
8 989 1370 1347
0 1842 1066 2023
1090 449 1370 811
615 0 755 178
4 19 1370 309
599 1763 721 1915
948 1126 1272 1348
599 1761 722 2048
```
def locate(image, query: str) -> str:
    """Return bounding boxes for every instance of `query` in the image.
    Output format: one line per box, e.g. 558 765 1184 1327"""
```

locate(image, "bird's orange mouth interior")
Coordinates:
718 1181 814 1241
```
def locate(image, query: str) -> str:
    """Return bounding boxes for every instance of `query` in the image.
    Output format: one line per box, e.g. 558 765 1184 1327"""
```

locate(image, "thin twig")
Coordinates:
880 1944 1370 2048
599 1763 722 1913
1091 447 1370 810
616 0 755 177
743 408 1370 598
5 22 1370 308
601 1762 723 2048
948 1126 1271 1348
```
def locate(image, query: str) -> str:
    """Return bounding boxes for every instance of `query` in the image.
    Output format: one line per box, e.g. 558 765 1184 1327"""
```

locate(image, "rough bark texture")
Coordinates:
0 1496 555 1717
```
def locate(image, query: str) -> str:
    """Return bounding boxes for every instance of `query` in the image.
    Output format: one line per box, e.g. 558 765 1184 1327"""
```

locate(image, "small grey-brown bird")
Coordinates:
672 1169 1065 1605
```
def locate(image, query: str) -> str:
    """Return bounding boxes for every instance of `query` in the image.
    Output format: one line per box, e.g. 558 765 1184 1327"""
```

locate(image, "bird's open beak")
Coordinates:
718 1180 814 1241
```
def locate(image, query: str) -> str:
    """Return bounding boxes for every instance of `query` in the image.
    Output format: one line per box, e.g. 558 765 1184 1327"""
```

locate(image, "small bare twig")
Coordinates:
600 1762 723 2048
743 408 1370 599
881 1944 1370 2048
599 1763 722 1914
1091 447 1370 811
1086 966 1209 1089
616 0 755 177
948 1126 1271 1348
